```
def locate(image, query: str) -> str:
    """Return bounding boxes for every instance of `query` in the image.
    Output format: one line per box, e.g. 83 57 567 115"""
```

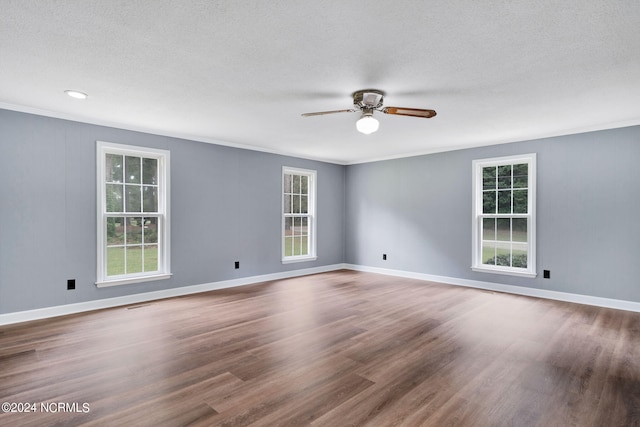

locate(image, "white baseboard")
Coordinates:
0 264 348 326
2 263 638 326
344 264 640 313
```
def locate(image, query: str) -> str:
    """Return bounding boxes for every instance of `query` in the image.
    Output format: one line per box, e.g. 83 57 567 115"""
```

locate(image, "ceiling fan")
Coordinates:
301 89 436 135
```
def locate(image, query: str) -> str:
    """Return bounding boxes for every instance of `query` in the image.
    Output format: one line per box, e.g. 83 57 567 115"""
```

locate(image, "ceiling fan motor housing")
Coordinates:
353 89 385 109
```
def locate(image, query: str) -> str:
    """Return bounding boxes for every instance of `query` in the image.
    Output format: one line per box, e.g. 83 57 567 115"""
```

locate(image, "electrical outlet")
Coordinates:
382 254 387 260
543 270 550 279
67 279 76 290
235 261 240 269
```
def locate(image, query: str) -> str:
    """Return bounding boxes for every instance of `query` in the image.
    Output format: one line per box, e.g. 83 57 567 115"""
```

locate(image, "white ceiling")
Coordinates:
1 1 639 164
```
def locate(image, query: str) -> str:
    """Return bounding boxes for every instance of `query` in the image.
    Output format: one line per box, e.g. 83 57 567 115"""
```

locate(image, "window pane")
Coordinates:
284 174 292 193
293 175 301 193
483 191 496 214
482 167 496 190
293 217 300 256
284 236 294 257
107 247 125 276
299 216 309 255
297 235 308 256
513 163 528 188
107 217 124 245
126 185 142 212
144 244 158 272
143 186 158 212
144 217 158 244
498 190 512 214
126 246 143 274
284 194 292 214
125 156 141 184
284 217 293 256
106 184 123 212
126 217 143 245
142 158 157 185
300 175 308 194
105 154 123 183
284 216 293 232
293 217 300 236
498 165 512 189
482 243 496 265
497 218 510 241
512 244 528 268
513 189 528 214
300 195 308 214
293 195 300 213
483 218 495 241
495 242 511 266
512 218 527 242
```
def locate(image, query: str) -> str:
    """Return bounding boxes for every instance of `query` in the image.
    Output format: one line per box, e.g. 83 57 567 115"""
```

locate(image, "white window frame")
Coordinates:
472 153 536 278
282 166 317 264
96 141 171 287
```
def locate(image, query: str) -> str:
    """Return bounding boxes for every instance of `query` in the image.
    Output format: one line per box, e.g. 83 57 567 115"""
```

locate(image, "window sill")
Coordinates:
282 256 318 265
471 267 537 278
96 273 173 288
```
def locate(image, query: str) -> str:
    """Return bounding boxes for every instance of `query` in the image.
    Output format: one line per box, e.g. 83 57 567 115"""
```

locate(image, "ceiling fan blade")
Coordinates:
382 107 437 118
301 109 357 117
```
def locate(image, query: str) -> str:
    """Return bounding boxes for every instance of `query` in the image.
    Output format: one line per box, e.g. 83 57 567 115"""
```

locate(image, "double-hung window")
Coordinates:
282 167 317 263
96 141 171 287
472 153 536 277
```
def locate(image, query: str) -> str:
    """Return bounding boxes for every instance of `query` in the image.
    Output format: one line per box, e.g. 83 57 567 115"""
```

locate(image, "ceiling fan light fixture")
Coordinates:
356 113 379 135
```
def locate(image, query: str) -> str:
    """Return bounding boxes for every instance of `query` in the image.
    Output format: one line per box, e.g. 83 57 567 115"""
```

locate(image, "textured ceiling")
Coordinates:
1 1 639 164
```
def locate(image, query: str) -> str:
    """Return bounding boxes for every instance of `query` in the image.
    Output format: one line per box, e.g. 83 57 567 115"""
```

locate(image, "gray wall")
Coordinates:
0 109 345 314
345 125 640 302
2 107 639 315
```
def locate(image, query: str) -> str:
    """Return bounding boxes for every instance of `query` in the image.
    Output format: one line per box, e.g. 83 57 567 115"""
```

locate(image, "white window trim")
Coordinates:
471 153 536 278
96 141 172 287
282 166 317 264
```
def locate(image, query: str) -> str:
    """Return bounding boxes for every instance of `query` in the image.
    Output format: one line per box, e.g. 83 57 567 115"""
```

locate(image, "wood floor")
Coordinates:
1 270 639 426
